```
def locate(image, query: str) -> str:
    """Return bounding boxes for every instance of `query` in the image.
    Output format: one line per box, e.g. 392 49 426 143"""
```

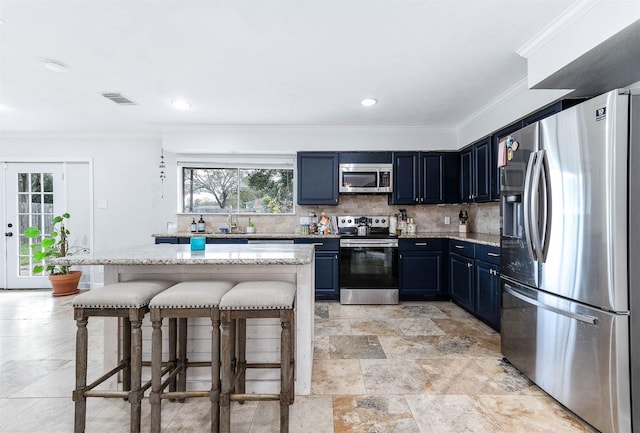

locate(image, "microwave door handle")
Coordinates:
523 151 537 261
538 151 552 262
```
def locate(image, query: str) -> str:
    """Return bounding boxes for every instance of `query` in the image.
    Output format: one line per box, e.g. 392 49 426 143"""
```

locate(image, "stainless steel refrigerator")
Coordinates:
500 89 640 433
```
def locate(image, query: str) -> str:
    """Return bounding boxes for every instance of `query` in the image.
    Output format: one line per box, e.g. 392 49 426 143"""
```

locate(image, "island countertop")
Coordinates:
50 243 315 266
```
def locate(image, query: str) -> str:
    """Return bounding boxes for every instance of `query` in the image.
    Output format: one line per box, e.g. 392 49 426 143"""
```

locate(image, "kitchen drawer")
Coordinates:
399 238 445 251
294 238 339 251
449 240 475 258
475 244 501 265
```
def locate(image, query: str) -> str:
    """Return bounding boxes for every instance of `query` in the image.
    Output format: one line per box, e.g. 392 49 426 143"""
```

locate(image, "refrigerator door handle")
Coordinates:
504 285 598 325
539 150 552 262
523 152 538 261
530 150 546 261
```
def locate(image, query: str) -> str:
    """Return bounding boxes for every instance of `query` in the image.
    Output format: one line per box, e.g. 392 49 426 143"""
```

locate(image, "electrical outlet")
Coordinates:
444 216 451 224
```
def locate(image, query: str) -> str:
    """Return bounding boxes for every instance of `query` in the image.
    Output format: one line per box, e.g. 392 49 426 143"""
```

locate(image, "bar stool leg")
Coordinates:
236 318 246 396
177 317 188 398
122 318 132 394
150 314 163 433
210 309 221 433
168 317 177 394
73 311 88 433
280 310 292 433
129 313 144 433
220 311 233 433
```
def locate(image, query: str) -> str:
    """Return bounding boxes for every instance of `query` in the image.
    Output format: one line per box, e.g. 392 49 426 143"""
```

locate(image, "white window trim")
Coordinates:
177 153 296 215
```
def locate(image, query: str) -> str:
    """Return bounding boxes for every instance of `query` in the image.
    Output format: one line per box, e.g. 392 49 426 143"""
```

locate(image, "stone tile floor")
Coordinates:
0 290 596 432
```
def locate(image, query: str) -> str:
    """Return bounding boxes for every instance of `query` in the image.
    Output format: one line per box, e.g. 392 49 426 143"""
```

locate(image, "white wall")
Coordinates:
456 81 571 147
0 135 176 256
162 126 458 153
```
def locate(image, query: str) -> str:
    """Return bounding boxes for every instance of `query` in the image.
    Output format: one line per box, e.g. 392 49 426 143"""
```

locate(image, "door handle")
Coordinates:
4 232 13 237
523 151 537 261
505 285 598 325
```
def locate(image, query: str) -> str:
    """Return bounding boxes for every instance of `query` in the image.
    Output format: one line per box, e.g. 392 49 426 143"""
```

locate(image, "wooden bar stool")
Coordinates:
148 280 235 433
219 281 296 433
72 280 175 433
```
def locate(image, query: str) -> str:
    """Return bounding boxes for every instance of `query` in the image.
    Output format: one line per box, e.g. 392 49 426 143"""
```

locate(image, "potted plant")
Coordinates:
24 212 81 297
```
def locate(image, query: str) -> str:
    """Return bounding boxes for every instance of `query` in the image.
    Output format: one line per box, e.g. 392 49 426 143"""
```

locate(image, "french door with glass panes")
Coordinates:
3 163 66 289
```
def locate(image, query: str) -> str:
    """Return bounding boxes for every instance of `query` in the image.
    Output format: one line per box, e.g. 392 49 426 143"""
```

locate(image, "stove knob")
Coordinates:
381 218 386 223
374 218 379 224
347 219 351 224
341 218 346 224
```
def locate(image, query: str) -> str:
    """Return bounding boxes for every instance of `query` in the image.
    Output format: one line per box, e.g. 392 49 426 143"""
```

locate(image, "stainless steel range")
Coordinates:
337 215 399 305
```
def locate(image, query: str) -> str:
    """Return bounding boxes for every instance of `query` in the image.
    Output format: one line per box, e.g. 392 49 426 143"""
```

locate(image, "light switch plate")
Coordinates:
444 216 451 224
98 199 108 209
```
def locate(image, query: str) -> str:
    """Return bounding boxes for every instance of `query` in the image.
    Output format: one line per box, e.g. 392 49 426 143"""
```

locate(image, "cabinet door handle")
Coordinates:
487 252 500 257
454 245 465 249
312 242 324 246
415 242 427 246
467 263 473 268
415 197 419 202
399 254 403 259
335 255 338 260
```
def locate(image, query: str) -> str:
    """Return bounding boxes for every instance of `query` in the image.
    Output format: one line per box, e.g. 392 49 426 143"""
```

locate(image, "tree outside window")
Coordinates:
183 167 293 214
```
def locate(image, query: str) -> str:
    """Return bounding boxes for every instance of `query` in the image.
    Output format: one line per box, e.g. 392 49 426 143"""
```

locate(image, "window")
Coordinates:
182 167 294 214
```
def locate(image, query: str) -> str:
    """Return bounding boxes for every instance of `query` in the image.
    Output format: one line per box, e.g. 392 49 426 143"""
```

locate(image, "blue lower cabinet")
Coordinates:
205 238 248 244
294 238 339 300
399 239 446 300
155 237 179 244
449 253 474 311
448 243 501 330
474 260 500 329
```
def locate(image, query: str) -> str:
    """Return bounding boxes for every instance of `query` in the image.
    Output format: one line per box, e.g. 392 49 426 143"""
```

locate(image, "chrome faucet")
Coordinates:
228 206 237 233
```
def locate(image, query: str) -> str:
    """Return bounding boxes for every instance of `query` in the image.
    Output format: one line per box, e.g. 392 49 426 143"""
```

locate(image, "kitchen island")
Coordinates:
53 243 316 395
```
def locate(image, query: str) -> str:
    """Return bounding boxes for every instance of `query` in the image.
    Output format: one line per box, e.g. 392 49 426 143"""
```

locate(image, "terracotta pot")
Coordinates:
49 271 82 297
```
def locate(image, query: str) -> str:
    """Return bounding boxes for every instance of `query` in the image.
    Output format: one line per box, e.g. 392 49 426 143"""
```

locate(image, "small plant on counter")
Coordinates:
23 213 83 297
248 217 254 228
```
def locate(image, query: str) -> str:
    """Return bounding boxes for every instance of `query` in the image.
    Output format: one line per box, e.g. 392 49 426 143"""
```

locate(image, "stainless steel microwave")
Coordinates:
338 163 393 193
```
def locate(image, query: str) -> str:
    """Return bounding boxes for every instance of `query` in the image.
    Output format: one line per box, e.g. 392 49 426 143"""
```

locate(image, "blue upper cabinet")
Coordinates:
392 152 459 205
460 137 491 203
391 152 420 205
297 152 339 205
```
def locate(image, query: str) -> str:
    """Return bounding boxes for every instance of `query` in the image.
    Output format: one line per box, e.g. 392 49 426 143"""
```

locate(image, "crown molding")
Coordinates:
457 77 529 130
516 0 601 59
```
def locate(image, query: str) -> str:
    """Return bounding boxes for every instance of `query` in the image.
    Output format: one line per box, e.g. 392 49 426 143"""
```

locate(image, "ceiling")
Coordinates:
0 0 578 134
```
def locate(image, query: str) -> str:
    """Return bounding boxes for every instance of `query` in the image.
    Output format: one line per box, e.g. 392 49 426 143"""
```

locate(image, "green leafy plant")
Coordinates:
23 212 72 275
248 217 254 228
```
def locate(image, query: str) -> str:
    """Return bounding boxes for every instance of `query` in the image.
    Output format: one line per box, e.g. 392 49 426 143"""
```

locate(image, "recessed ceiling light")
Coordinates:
171 99 192 110
361 98 377 107
43 60 67 72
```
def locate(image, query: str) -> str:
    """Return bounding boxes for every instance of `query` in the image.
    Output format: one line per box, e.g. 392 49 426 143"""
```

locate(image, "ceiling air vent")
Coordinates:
101 92 137 105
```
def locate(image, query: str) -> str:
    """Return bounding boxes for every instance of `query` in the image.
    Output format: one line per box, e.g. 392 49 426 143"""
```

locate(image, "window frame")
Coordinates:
177 154 296 215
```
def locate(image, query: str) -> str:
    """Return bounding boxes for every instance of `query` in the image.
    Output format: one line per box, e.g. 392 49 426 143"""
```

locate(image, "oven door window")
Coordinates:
342 172 377 188
340 246 398 289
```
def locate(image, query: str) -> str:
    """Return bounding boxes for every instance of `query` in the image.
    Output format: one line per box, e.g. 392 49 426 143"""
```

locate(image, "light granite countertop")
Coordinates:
402 232 500 247
152 232 500 247
153 232 340 239
50 243 315 266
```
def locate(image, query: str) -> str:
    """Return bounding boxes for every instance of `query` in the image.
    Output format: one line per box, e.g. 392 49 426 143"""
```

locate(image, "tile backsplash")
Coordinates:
176 195 499 235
